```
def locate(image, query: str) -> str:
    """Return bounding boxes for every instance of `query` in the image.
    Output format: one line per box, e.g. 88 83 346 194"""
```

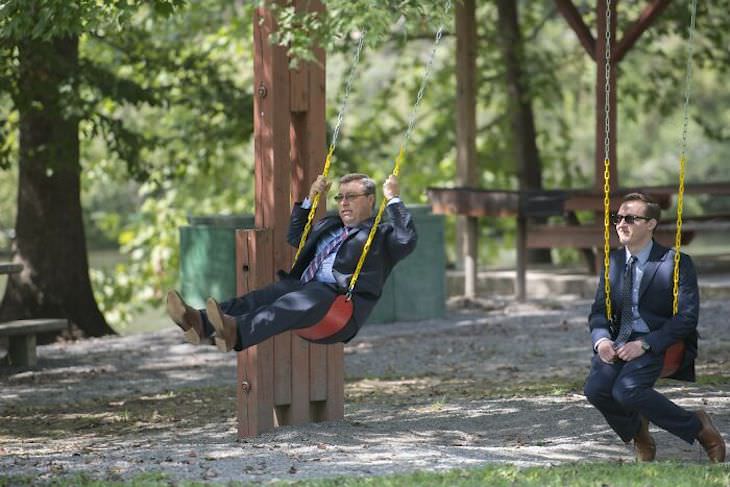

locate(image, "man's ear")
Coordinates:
648 218 658 231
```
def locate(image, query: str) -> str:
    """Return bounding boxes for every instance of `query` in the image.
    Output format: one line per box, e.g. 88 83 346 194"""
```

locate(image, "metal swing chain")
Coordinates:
347 0 452 297
602 0 614 321
292 32 367 267
672 0 698 314
396 0 452 174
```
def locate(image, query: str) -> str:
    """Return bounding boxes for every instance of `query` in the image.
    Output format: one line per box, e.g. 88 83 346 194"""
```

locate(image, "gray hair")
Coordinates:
339 173 376 195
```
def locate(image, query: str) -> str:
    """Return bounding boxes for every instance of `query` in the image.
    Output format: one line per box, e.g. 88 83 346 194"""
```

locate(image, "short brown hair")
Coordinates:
621 192 661 221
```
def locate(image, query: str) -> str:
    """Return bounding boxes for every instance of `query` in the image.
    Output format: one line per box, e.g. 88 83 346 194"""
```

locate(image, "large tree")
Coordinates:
0 0 256 337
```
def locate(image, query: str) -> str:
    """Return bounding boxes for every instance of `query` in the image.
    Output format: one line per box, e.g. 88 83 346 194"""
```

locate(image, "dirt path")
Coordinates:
1 297 728 483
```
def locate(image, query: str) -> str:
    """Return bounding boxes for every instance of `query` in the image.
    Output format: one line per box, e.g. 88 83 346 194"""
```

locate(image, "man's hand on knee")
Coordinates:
597 340 618 363
616 340 646 362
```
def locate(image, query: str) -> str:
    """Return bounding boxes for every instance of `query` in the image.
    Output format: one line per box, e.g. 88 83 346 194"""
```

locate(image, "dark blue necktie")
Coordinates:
300 227 349 283
615 255 637 347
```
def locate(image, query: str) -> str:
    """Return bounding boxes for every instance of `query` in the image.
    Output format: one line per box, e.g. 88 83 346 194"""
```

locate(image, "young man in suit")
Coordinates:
584 192 725 463
166 173 417 351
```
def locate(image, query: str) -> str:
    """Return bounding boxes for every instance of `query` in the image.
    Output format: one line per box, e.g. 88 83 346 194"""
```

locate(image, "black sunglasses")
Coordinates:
611 213 652 225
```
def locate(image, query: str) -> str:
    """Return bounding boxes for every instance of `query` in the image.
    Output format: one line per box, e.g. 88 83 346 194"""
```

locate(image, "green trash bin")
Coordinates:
367 205 446 323
179 205 445 323
179 215 254 309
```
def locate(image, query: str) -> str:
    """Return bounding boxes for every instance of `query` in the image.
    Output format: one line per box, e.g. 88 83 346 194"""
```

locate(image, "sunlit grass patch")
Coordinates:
2 462 729 486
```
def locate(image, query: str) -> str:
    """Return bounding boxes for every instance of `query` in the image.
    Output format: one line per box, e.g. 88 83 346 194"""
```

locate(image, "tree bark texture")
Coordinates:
495 0 551 264
0 36 114 338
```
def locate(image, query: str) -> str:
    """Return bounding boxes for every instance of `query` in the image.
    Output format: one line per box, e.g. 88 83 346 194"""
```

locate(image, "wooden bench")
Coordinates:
0 319 68 367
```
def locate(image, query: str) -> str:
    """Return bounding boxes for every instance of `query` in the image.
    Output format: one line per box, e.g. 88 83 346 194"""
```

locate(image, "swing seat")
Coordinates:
295 294 353 341
660 340 685 378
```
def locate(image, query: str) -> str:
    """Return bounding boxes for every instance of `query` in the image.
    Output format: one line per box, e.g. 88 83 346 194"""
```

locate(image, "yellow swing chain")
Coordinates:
602 0 698 319
672 0 698 315
292 33 367 268
347 0 452 297
602 0 614 321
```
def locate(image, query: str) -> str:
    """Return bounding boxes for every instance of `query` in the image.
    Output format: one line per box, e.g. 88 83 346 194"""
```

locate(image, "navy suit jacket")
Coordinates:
588 241 700 381
283 201 417 335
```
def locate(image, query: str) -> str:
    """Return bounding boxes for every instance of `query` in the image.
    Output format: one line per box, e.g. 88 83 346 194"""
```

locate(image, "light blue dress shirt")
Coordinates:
592 240 653 349
300 196 400 283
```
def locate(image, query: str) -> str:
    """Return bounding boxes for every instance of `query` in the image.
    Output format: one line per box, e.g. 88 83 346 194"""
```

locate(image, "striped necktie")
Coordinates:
300 227 349 283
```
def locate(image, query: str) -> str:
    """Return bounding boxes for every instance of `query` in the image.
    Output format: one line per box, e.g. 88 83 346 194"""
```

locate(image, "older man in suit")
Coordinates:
166 173 417 352
584 192 725 463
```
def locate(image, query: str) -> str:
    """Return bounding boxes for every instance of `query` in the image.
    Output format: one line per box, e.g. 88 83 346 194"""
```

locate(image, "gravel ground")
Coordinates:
1 296 728 484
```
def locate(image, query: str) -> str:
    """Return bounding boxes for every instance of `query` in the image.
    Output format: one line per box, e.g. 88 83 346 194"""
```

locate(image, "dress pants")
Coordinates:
200 278 339 351
584 348 702 444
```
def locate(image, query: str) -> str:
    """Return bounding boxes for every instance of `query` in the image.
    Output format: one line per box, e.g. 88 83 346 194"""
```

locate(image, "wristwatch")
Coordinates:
640 339 651 352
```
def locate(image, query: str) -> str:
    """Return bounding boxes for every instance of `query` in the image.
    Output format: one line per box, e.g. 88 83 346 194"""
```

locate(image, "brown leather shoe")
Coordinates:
165 290 204 345
696 410 726 463
633 416 656 462
205 297 237 352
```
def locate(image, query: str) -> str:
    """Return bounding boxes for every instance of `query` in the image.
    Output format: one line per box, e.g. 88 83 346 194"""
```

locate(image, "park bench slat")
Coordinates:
0 319 68 336
1 319 67 367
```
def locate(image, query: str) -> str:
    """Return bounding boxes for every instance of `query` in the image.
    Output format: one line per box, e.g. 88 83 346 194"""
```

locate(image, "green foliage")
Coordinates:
0 0 185 40
1 0 255 328
260 0 453 65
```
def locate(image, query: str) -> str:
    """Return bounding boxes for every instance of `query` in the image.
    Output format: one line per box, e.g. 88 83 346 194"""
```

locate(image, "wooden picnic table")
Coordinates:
426 183 730 299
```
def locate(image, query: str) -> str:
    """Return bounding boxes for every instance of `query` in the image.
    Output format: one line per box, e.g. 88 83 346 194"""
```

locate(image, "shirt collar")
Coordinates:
625 240 653 266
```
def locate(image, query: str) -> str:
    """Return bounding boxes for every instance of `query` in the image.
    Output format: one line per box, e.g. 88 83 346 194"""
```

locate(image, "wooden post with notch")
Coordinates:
236 0 343 438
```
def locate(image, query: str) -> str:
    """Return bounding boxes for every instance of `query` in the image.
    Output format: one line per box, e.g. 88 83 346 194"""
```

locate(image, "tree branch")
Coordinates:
553 0 595 61
613 0 672 64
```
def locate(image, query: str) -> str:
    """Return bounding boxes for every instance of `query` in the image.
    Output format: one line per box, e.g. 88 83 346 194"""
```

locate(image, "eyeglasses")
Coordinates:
611 213 652 225
334 192 370 203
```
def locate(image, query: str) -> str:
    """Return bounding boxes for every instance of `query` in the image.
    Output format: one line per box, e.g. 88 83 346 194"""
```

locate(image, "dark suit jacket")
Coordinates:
588 241 700 381
283 200 417 338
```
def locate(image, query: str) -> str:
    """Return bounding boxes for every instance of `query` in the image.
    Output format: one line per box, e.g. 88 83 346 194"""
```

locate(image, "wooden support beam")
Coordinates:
455 0 478 298
613 0 672 63
236 229 275 437
553 0 596 60
526 224 694 249
241 0 342 438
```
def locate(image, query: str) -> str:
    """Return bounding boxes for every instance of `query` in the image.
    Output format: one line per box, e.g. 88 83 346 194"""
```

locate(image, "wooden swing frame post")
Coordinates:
236 0 343 438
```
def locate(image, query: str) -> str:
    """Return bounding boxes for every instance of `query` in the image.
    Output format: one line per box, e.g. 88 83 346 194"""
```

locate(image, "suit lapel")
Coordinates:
639 241 667 300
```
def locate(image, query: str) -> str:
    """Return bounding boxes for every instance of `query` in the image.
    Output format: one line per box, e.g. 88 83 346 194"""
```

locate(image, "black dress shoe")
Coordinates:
696 410 726 463
165 290 204 345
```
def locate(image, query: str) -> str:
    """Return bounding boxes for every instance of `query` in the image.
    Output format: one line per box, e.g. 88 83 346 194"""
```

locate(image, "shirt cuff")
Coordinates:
591 328 612 351
593 337 611 352
386 197 401 206
302 197 312 209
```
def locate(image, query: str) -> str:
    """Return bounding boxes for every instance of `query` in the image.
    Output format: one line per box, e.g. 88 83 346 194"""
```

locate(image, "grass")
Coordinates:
1 462 729 486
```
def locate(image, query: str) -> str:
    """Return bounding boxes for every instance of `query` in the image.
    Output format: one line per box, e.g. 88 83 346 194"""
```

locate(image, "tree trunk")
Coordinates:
495 0 551 264
0 36 114 338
